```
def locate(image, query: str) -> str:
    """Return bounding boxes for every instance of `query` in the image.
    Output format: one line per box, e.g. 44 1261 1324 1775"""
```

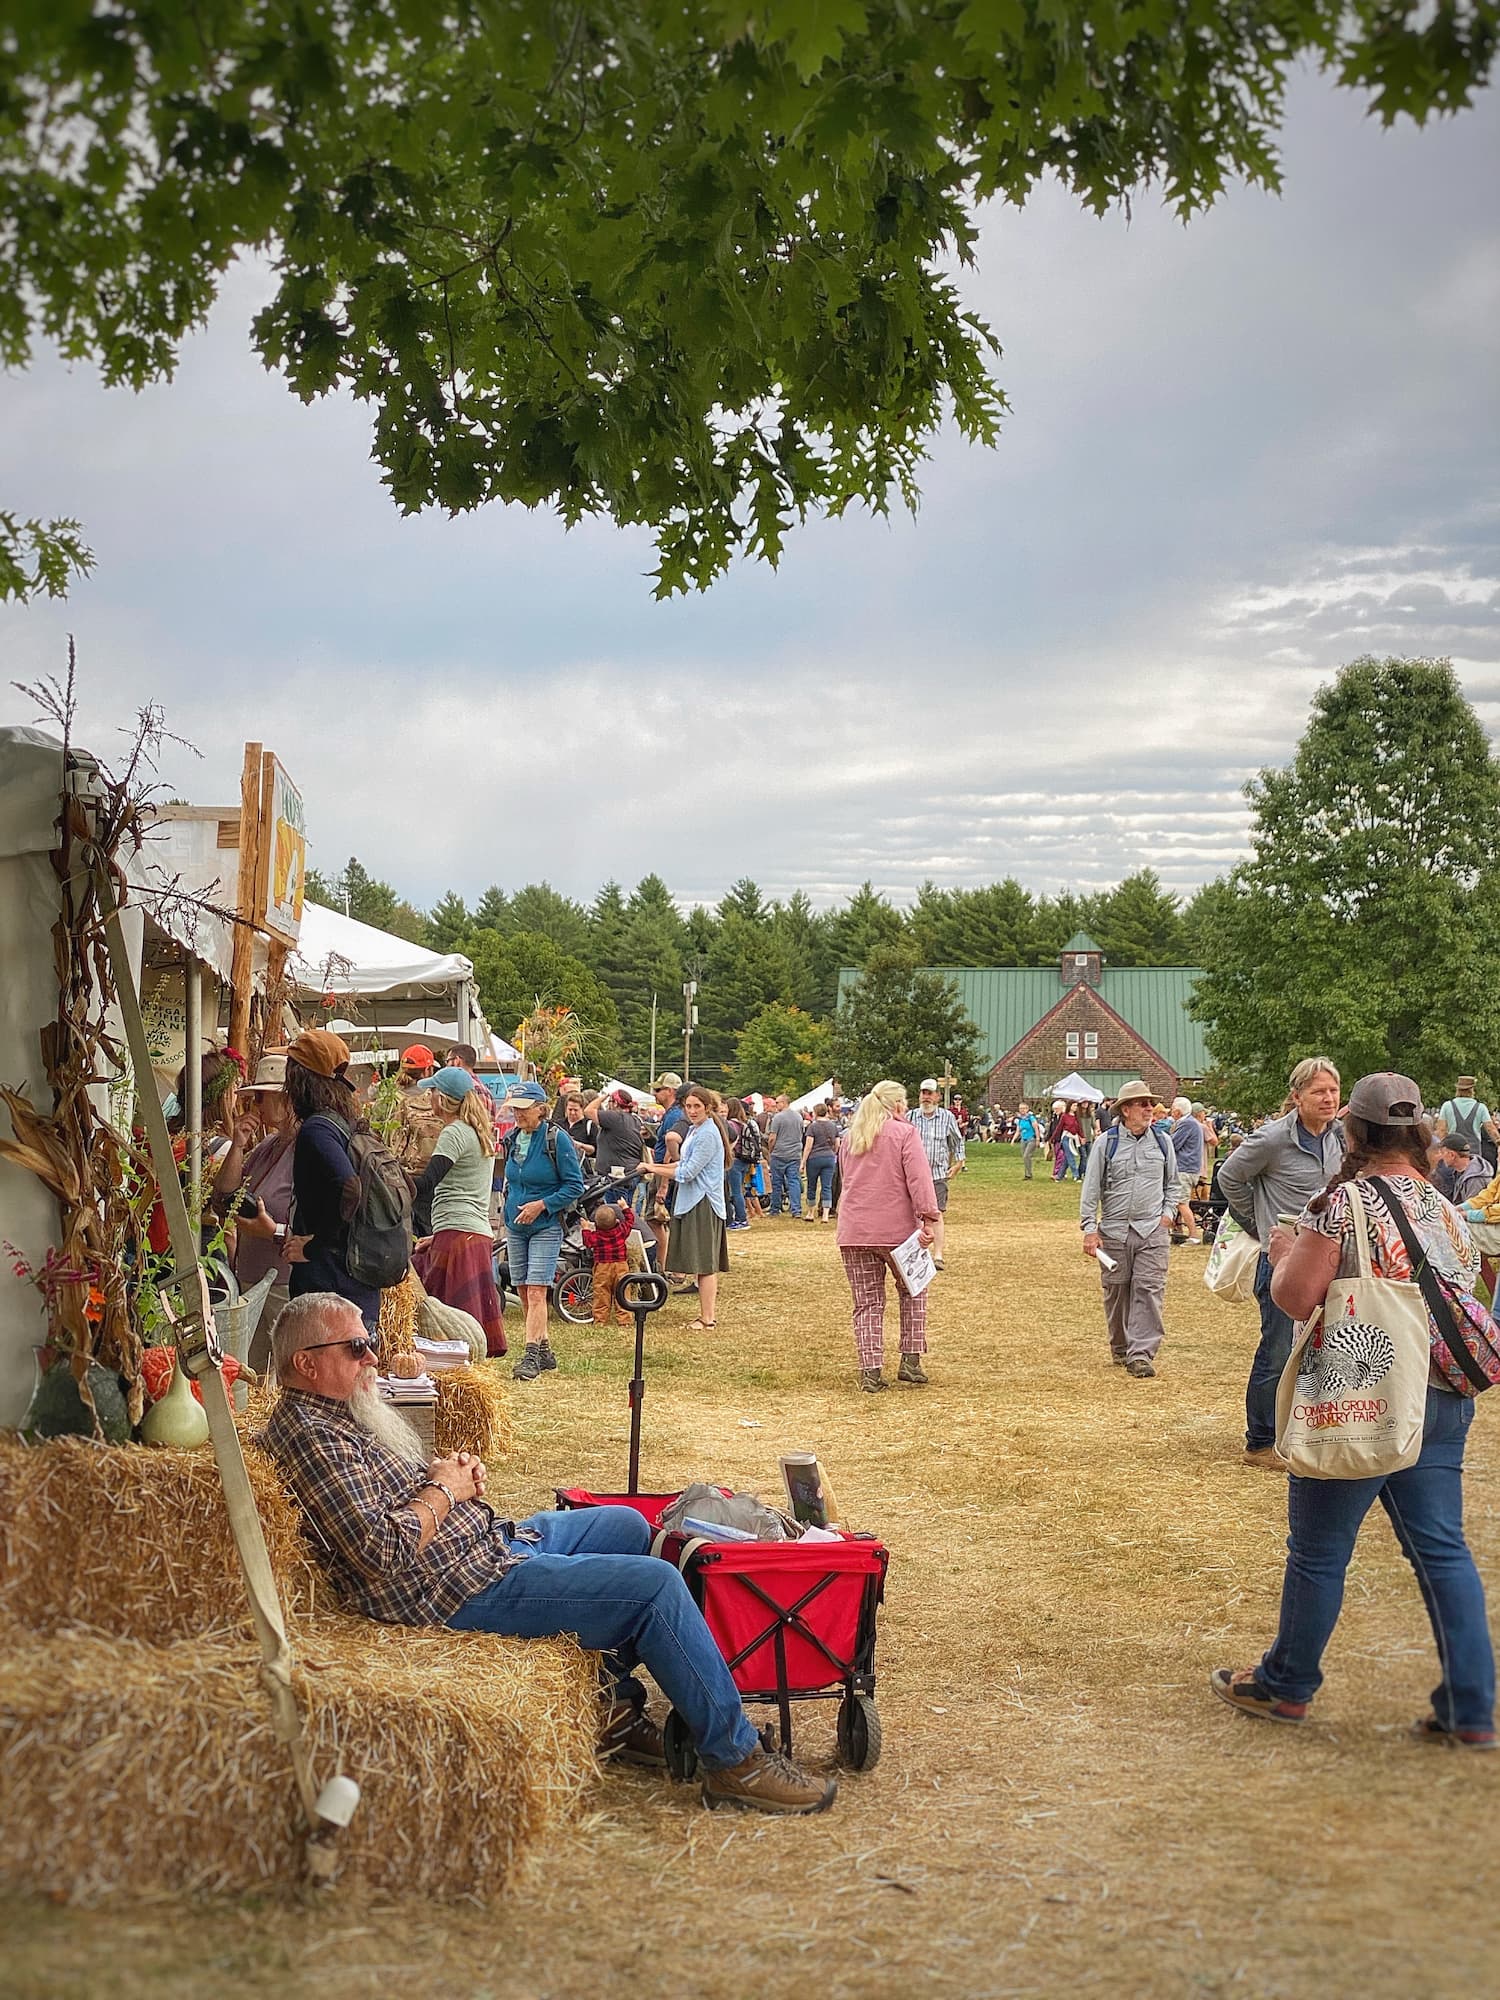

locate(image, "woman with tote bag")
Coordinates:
1210 1074 1495 1749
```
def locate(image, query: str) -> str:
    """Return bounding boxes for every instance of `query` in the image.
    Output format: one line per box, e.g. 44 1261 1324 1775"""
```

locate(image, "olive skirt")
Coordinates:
669 1197 730 1275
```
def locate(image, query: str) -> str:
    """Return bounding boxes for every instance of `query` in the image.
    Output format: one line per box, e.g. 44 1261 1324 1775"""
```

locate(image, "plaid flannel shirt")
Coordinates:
584 1217 633 1263
259 1390 524 1625
906 1106 965 1183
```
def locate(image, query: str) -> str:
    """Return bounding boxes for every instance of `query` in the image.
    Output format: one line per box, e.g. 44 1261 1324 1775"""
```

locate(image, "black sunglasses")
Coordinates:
305 1334 379 1359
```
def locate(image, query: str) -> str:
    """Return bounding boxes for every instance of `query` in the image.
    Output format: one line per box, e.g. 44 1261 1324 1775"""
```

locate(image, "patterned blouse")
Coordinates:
1302 1174 1479 1341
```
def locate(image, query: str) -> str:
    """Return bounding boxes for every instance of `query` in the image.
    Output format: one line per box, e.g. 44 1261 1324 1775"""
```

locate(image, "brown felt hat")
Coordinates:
286 1028 351 1078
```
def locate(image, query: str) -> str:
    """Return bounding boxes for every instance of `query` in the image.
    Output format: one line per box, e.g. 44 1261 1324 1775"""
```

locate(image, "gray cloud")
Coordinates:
2 69 1496 915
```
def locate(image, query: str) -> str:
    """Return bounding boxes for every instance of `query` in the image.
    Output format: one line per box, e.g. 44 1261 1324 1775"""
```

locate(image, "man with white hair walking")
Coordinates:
260 1293 837 1815
1216 1057 1346 1470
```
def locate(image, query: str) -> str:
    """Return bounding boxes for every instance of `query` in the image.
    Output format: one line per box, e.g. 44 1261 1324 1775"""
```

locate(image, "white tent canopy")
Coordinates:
292 902 473 999
789 1077 837 1114
290 901 488 1049
329 1020 521 1065
1045 1071 1106 1104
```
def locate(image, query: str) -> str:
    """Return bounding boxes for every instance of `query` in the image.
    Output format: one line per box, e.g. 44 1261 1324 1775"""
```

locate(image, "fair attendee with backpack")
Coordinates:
285 1029 413 1335
1079 1080 1177 1378
1211 1074 1495 1748
1217 1057 1345 1469
724 1097 757 1230
500 1079 585 1383
410 1067 506 1358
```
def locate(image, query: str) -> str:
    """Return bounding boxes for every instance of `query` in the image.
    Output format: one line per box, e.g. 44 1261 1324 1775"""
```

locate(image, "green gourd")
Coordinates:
139 1350 210 1449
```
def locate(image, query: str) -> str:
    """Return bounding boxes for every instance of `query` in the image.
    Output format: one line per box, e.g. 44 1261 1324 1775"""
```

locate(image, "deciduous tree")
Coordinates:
831 943 982 1096
9 3 1489 598
1191 657 1500 1110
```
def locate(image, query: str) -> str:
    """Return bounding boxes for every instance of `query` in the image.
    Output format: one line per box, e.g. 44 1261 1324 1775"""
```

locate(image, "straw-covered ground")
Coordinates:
9 1149 1498 1998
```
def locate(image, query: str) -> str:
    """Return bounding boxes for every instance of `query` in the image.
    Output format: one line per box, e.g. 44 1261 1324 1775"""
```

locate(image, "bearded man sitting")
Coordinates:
259 1292 834 1816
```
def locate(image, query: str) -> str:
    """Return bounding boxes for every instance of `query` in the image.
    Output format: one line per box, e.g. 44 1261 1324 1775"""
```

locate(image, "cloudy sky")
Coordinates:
2 69 1497 917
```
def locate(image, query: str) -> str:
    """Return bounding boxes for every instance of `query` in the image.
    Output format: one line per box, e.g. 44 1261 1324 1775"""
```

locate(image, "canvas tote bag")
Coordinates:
1275 1183 1430 1478
1204 1217 1259 1303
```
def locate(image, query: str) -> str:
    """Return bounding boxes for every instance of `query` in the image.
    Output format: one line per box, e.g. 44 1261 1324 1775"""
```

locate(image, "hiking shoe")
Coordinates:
897 1354 929 1385
1125 1356 1156 1378
511 1344 543 1382
702 1746 837 1816
537 1340 558 1372
1410 1716 1497 1751
858 1368 889 1393
932 1256 945 1270
600 1702 666 1768
1244 1445 1290 1472
1210 1667 1309 1726
1110 1352 1127 1366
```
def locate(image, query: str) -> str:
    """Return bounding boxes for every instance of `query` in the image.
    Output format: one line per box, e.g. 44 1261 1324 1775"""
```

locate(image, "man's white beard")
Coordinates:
348 1382 427 1466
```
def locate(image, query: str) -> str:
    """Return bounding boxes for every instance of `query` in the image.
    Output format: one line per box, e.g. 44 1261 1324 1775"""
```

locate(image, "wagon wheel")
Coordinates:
836 1694 883 1771
663 1708 698 1782
555 1271 594 1324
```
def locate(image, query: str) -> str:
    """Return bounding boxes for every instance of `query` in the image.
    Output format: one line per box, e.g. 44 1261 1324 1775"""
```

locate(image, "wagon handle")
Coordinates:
616 1273 669 1494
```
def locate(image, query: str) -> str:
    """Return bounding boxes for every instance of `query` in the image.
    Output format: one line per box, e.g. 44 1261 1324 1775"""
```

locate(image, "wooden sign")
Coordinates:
255 751 306 946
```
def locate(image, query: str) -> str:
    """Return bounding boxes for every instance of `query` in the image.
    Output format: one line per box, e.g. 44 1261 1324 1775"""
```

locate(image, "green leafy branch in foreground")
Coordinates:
2 1 1495 598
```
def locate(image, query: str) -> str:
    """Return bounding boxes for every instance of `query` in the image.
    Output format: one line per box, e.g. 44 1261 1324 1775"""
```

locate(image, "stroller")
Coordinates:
493 1165 651 1325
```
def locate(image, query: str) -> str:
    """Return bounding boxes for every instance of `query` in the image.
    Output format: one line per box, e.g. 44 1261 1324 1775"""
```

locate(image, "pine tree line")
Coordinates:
302 862 1207 1092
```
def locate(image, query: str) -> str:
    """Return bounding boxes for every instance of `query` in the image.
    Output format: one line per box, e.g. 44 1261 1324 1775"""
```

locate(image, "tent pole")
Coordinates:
184 950 202 1220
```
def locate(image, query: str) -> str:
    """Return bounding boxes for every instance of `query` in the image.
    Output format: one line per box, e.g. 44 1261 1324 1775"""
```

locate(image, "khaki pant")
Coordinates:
592 1259 631 1325
1098 1229 1169 1361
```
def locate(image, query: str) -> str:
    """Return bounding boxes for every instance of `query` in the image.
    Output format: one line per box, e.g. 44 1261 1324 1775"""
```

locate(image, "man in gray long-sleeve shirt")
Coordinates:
1214 1057 1344 1468
1080 1080 1178 1377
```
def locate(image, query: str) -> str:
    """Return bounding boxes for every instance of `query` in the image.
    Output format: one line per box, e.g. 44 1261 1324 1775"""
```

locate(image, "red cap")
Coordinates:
401 1044 436 1070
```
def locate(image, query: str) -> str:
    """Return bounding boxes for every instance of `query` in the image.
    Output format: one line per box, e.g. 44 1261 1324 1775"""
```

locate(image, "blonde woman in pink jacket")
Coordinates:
836 1081 940 1392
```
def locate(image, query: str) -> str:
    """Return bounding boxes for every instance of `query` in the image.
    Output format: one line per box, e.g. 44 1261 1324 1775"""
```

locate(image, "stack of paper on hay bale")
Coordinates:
0 1432 599 1903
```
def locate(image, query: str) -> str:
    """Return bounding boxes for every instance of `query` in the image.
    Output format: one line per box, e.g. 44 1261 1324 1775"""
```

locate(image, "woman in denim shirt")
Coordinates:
640 1083 731 1330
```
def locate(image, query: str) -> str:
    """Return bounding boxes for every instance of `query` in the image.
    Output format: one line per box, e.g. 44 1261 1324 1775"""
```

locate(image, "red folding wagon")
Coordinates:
554 1275 888 1777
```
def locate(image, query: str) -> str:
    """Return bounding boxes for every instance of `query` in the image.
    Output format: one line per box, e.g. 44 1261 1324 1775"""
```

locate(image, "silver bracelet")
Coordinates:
411 1496 440 1533
426 1480 458 1510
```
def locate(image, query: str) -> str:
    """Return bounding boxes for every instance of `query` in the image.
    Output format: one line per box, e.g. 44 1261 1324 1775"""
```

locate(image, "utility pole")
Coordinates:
682 979 698 1082
648 992 658 1086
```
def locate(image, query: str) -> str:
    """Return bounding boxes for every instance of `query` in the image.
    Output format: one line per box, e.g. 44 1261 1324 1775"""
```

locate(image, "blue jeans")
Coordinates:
447 1505 760 1769
768 1157 802 1216
1258 1390 1494 1731
805 1152 836 1212
506 1223 564 1287
1246 1251 1296 1450
726 1161 748 1227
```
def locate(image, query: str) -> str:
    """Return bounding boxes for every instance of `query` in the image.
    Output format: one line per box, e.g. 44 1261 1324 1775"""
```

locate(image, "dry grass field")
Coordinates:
8 1148 1498 1999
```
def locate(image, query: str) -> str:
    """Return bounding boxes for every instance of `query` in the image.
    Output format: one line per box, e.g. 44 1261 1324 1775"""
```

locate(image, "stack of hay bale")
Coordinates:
0 1420 600 1903
379 1270 513 1462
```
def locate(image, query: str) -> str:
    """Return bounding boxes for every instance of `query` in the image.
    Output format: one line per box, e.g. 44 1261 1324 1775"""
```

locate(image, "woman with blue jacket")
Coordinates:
639 1082 731 1330
500 1079 585 1382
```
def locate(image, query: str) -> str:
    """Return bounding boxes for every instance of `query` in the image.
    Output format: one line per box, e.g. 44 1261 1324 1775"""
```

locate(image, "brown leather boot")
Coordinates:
600 1701 666 1768
702 1746 837 1815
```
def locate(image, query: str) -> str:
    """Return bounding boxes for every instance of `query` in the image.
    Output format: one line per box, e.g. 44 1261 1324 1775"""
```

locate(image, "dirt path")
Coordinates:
9 1151 1498 1997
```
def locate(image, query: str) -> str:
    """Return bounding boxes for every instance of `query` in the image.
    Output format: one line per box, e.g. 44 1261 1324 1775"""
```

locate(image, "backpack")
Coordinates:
303 1113 413 1290
503 1120 561 1171
1104 1123 1175 1177
736 1118 761 1166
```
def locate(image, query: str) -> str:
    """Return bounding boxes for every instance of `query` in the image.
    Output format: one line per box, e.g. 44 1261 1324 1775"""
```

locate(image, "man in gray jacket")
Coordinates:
1080 1080 1178 1378
1215 1057 1345 1469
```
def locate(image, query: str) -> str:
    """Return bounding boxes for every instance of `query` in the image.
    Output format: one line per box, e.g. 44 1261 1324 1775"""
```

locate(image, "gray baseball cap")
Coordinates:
1346 1072 1423 1127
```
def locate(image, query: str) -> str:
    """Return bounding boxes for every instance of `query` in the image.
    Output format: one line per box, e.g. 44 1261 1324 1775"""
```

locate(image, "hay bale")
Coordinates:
0 1620 600 1903
379 1269 421 1357
435 1364 512 1461
0 1434 319 1642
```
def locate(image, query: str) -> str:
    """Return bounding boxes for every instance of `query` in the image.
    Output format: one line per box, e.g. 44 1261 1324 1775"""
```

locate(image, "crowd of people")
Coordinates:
189 1035 1496 1807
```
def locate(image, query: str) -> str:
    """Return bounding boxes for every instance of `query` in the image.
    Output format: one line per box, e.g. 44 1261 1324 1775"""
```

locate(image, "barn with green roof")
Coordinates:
840 933 1209 1107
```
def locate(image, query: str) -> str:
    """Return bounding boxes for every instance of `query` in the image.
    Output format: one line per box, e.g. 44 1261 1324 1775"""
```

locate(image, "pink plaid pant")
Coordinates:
840 1245 928 1369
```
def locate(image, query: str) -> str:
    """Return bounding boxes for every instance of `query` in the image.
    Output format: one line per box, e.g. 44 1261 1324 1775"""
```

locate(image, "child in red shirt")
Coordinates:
583 1203 633 1327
